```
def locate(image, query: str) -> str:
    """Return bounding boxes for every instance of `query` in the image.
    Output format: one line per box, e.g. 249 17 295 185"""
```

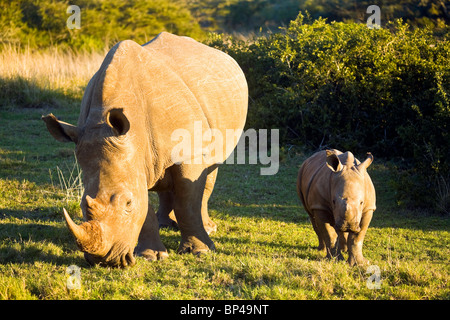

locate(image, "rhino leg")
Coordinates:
308 213 326 251
156 191 179 230
156 167 218 234
135 202 169 261
201 167 218 235
314 210 344 261
171 164 215 255
347 210 373 266
338 231 348 253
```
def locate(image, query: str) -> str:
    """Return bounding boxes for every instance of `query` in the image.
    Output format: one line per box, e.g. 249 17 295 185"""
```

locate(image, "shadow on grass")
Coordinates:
215 234 315 260
0 209 87 267
0 240 87 267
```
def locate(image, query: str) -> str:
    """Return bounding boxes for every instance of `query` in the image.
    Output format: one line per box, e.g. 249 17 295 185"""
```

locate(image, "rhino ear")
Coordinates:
326 150 343 172
357 153 374 171
42 113 79 143
106 108 130 136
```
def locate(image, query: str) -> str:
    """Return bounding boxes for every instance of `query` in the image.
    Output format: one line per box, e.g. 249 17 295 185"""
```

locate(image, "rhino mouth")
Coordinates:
334 221 361 233
63 208 136 268
84 243 136 268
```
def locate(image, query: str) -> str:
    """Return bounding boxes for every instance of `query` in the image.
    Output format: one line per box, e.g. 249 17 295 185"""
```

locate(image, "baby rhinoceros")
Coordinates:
297 150 376 266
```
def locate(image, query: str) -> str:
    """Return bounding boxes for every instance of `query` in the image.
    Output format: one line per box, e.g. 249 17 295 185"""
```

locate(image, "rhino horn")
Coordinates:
63 208 105 255
357 153 374 171
85 195 106 217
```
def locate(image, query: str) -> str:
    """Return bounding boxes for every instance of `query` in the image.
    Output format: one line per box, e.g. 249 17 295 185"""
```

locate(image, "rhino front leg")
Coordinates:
347 210 373 266
135 202 169 261
338 231 348 253
313 210 344 261
171 164 215 255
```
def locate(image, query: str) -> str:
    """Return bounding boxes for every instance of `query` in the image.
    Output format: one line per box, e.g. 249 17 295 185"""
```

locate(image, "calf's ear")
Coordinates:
326 150 343 172
42 114 79 143
357 153 374 171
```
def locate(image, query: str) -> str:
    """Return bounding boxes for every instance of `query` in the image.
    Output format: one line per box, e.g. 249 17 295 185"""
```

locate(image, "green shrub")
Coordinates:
0 0 205 51
209 14 450 213
219 0 450 33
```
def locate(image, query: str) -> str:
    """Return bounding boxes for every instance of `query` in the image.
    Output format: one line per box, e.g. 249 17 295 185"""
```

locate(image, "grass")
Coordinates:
0 47 449 300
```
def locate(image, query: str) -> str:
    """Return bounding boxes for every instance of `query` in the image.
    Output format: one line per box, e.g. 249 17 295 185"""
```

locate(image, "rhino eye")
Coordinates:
360 201 364 205
332 200 336 205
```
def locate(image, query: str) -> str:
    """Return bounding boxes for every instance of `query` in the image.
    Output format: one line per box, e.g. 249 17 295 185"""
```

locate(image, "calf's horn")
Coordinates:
63 208 105 255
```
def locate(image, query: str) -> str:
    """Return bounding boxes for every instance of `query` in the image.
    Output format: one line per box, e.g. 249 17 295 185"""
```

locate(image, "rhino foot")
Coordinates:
135 248 169 261
178 235 215 256
204 219 217 235
348 255 369 267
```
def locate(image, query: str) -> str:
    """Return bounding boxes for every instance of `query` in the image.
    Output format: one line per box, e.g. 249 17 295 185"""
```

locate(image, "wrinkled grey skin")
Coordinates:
297 150 376 266
42 32 248 268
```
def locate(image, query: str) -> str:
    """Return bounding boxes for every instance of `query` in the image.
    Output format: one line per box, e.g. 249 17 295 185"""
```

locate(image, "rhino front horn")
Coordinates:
63 208 105 255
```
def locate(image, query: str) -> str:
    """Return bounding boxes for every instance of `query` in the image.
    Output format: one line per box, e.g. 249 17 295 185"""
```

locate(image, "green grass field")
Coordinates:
0 50 449 300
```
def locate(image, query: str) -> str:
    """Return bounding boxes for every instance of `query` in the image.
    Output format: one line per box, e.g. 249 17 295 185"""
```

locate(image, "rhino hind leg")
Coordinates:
170 164 215 255
201 167 218 235
156 167 218 235
338 232 348 253
135 203 169 261
156 191 179 231
307 213 326 251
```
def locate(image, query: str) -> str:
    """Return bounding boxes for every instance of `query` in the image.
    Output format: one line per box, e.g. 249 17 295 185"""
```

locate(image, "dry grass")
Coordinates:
0 45 105 105
0 44 104 88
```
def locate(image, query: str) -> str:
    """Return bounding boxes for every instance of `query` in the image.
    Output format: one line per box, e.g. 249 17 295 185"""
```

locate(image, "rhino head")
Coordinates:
325 150 374 234
43 109 149 268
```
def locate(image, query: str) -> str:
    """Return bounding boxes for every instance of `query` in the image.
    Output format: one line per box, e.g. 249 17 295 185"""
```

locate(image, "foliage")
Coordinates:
0 0 205 51
191 0 450 33
2 0 449 50
208 15 450 213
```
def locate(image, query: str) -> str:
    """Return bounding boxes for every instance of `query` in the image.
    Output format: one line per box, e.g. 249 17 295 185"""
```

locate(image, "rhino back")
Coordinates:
141 32 248 132
140 32 248 166
77 33 248 182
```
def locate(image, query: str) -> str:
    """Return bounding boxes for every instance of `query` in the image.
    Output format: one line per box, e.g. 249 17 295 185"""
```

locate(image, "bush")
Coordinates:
0 0 205 51
220 0 450 33
209 14 450 213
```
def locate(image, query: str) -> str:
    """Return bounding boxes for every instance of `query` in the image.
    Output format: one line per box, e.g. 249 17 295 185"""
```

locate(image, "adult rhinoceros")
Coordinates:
42 32 248 267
